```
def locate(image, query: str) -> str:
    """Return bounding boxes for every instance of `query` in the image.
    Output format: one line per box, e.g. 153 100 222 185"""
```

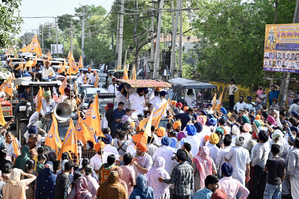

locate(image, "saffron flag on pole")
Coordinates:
57 119 78 163
36 87 43 113
131 65 136 80
0 105 6 126
138 99 169 129
211 93 217 111
94 73 99 88
20 35 42 57
83 94 104 137
67 54 78 75
11 135 20 157
45 114 63 156
15 62 24 71
76 113 96 145
215 92 223 112
25 60 35 71
59 78 67 96
78 56 83 69
123 66 129 79
47 51 52 60
0 77 12 96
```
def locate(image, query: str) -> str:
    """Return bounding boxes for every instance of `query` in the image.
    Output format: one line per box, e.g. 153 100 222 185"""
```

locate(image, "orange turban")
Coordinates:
171 100 176 106
204 135 210 141
183 106 189 111
132 132 147 145
136 142 148 152
255 115 261 120
130 122 135 129
95 141 105 152
156 127 166 137
173 121 182 130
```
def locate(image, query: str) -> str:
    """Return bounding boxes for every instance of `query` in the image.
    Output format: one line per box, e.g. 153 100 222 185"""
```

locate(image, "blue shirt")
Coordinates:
21 92 30 101
112 108 125 130
269 90 279 105
194 188 213 199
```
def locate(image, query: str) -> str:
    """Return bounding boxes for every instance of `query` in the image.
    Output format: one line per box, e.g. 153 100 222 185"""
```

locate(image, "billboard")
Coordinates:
50 44 64 54
263 24 299 73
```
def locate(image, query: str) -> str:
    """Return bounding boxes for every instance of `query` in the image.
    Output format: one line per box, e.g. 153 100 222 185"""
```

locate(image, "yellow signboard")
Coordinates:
264 24 299 73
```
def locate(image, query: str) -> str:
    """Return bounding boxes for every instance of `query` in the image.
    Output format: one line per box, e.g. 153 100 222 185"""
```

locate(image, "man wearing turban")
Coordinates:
149 90 169 117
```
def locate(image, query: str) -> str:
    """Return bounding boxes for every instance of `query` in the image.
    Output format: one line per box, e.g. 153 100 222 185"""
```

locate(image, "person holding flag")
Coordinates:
41 61 57 81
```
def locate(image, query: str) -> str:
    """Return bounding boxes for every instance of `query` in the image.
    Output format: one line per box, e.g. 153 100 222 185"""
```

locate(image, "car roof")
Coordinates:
85 88 107 94
21 81 62 86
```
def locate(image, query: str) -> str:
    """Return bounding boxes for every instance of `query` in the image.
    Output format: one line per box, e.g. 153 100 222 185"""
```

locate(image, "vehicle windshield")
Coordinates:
84 93 94 104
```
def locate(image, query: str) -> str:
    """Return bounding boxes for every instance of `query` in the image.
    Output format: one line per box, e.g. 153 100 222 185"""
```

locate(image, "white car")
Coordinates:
81 88 108 108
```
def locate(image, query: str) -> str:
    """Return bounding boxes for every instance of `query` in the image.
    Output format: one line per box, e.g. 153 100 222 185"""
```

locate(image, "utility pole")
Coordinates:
148 3 155 79
279 0 299 107
117 0 124 69
42 25 44 53
170 0 180 77
124 49 128 67
55 17 59 57
81 6 86 64
153 0 164 79
178 0 183 78
70 17 73 52
115 13 120 69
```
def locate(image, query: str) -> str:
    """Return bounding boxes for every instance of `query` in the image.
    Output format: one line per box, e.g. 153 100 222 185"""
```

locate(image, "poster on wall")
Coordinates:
263 24 299 73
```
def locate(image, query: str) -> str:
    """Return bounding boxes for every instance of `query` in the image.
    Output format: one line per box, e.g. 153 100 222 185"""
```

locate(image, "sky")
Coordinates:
19 0 114 36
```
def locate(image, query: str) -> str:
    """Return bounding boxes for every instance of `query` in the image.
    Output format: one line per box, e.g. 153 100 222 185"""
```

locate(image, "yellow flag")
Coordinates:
212 93 217 111
25 60 35 71
45 114 63 156
78 56 83 69
0 105 6 126
94 73 99 88
57 119 78 163
131 65 136 80
59 78 67 96
76 114 96 145
67 53 78 75
215 92 223 112
21 35 42 57
36 87 43 113
11 135 20 157
123 66 129 79
138 99 169 129
47 51 52 60
15 62 24 71
0 77 12 96
83 94 104 137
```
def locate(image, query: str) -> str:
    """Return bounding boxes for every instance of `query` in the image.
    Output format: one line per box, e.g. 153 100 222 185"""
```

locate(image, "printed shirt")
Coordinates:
194 187 212 199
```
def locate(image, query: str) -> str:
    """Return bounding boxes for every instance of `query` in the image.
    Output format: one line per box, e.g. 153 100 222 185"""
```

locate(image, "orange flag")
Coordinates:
123 66 129 79
45 114 63 156
58 119 78 163
78 56 83 69
67 53 78 75
138 99 169 129
215 92 223 112
131 65 136 80
36 87 43 113
212 93 217 111
59 78 67 96
0 77 12 96
94 73 99 88
83 94 104 137
9 60 12 68
47 51 52 60
21 35 42 57
76 113 96 145
11 135 20 157
15 62 24 71
0 105 6 126
25 60 35 71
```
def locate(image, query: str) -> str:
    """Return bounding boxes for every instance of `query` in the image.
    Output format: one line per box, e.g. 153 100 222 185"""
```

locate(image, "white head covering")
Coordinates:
232 125 240 136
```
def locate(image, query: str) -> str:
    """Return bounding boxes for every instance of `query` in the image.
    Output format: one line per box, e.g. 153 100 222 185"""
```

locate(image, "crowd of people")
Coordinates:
1 65 299 199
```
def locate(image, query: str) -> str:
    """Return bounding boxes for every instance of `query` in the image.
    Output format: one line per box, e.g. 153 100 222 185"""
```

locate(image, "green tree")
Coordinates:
0 0 23 47
190 0 295 87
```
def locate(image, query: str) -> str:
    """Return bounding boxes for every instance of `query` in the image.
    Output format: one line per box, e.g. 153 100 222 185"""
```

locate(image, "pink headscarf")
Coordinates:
193 146 213 190
197 116 205 126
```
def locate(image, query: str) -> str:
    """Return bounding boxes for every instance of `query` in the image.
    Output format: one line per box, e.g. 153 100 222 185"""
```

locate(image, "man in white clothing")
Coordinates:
225 135 250 185
233 96 247 113
90 142 105 173
207 133 220 163
116 84 129 108
216 135 232 177
228 79 239 111
130 88 147 118
288 99 299 114
102 134 120 165
77 70 84 85
42 61 57 81
150 90 168 117
107 78 117 93
242 123 252 148
152 137 175 174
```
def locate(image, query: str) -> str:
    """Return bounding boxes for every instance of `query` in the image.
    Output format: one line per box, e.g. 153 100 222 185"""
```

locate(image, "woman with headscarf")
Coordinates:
35 161 57 199
113 166 128 194
130 174 154 199
25 159 37 199
14 145 30 171
2 168 36 199
97 171 127 199
147 157 170 199
68 176 92 199
84 165 99 199
193 146 217 192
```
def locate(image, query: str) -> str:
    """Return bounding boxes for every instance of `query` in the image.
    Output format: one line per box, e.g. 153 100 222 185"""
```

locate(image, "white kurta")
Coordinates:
129 93 145 117
107 84 116 93
116 91 129 109
152 145 175 174
185 94 196 108
150 96 168 117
